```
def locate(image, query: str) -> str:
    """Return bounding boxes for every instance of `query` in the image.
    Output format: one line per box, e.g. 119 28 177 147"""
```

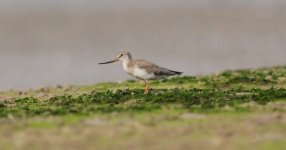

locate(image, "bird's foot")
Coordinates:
144 90 149 95
144 80 150 95
144 87 150 95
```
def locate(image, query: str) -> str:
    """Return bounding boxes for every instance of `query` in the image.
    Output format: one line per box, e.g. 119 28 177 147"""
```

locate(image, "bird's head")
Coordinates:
99 50 132 65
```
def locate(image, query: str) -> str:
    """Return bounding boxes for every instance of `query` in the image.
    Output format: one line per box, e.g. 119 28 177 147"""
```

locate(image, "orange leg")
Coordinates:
144 80 150 95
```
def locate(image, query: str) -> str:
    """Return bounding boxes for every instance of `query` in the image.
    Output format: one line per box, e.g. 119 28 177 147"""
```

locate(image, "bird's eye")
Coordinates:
119 54 123 57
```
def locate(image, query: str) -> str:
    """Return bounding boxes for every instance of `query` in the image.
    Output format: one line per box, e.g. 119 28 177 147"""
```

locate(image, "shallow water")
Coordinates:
0 2 285 90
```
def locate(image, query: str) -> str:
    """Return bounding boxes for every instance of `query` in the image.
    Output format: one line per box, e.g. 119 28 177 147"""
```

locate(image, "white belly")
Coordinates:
132 68 155 80
123 62 155 80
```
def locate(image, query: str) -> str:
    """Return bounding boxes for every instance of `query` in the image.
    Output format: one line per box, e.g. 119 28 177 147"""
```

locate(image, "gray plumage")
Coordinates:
132 59 182 76
99 51 182 94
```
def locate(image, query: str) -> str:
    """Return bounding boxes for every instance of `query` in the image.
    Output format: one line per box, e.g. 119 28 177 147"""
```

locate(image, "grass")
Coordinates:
1 88 286 117
0 66 286 150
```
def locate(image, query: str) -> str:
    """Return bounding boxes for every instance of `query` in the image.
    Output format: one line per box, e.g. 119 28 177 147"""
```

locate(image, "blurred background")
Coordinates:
0 0 285 90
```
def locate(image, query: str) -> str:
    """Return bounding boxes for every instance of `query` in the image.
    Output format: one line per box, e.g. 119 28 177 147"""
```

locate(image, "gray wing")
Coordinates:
134 59 182 76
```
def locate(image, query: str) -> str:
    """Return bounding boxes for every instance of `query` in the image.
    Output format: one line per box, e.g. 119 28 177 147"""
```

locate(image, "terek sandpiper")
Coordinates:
99 51 182 94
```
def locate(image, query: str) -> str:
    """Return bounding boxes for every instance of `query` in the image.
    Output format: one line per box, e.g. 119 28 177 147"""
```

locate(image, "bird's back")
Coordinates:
131 59 182 77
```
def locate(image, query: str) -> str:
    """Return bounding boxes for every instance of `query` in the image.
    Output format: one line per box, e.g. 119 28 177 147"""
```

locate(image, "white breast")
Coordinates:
122 61 130 73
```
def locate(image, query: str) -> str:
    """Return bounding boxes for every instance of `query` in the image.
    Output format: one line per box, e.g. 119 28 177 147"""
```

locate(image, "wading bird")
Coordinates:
99 51 182 94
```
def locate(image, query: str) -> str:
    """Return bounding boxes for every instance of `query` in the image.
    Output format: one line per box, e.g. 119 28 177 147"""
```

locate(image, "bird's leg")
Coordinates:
144 80 150 95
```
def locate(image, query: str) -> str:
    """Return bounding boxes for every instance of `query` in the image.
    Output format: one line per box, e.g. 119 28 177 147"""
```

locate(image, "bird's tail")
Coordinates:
168 69 183 75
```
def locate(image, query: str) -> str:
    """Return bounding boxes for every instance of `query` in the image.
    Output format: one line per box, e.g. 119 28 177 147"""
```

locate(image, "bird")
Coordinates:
99 51 182 94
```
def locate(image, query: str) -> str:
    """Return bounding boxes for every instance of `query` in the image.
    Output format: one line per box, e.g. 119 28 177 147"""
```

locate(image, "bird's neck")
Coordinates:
122 54 132 64
122 58 131 72
122 53 133 72
122 57 130 66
